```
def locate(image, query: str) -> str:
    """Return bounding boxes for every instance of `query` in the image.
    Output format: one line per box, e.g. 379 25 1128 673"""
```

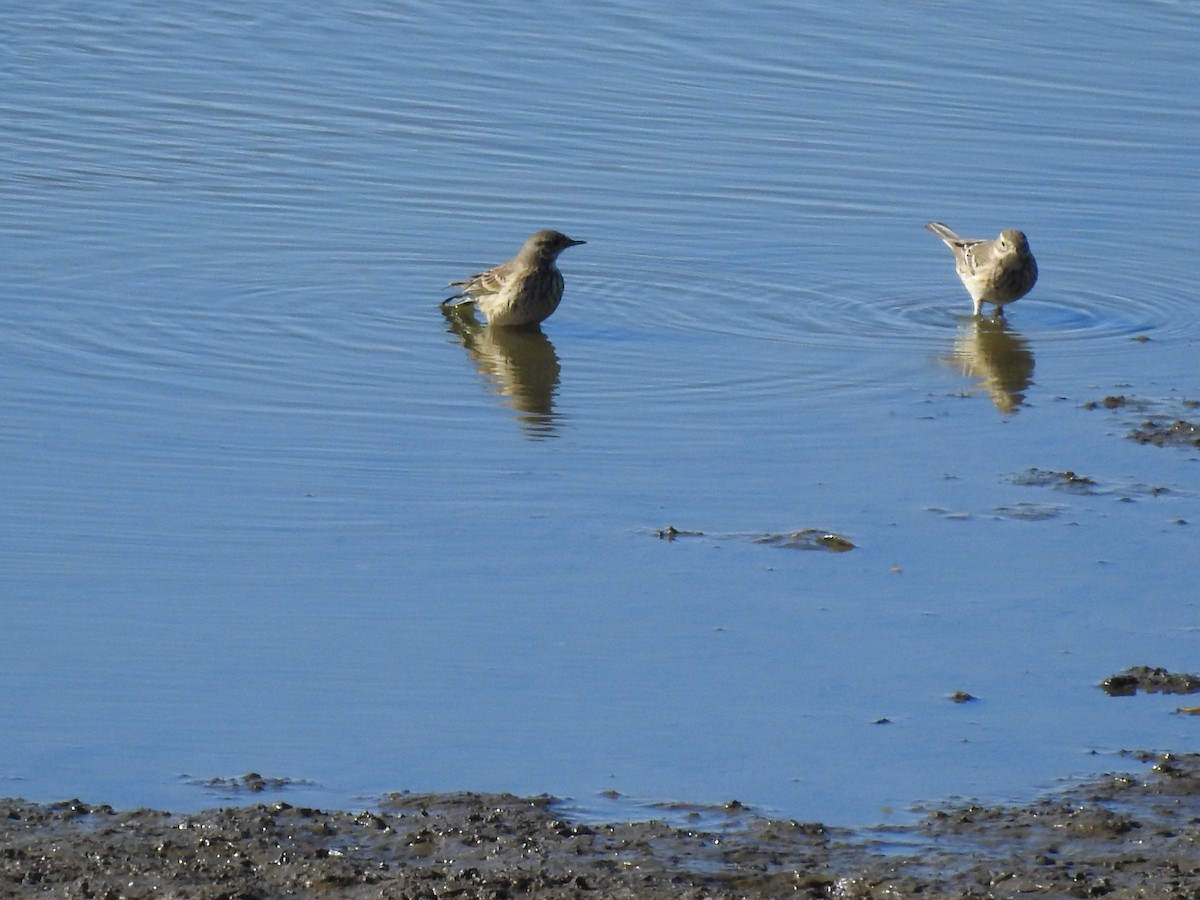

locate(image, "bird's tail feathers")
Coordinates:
925 221 961 243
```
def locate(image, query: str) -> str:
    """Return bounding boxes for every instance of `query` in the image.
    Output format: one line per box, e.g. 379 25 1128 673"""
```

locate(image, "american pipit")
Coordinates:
926 222 1037 316
442 230 585 327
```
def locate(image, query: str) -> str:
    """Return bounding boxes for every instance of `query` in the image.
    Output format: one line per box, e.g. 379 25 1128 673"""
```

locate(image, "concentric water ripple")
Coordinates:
576 257 1198 351
11 252 1191 434
547 250 1199 420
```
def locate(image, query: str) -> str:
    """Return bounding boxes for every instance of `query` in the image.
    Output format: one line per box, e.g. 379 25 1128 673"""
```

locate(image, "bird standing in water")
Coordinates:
443 230 586 327
925 222 1037 316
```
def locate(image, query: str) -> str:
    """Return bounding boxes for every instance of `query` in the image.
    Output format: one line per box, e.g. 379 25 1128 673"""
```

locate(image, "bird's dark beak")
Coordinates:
569 238 586 246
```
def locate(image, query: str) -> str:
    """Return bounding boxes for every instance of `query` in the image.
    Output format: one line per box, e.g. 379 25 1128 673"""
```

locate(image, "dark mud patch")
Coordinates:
932 465 1182 523
1101 665 1200 697
654 525 703 541
991 501 1065 521
655 525 855 553
752 529 855 552
1131 417 1200 448
186 771 315 795
1083 394 1200 450
9 753 1200 898
1012 466 1175 498
1012 467 1099 492
928 500 1068 523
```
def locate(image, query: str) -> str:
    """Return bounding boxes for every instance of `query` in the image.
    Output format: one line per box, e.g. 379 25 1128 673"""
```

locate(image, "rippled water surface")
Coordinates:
3 1 1199 825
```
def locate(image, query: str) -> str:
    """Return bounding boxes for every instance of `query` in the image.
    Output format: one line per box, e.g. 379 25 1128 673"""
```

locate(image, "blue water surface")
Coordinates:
2 0 1199 825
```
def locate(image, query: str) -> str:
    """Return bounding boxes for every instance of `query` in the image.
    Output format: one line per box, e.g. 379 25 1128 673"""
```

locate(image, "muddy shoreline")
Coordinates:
6 751 1200 898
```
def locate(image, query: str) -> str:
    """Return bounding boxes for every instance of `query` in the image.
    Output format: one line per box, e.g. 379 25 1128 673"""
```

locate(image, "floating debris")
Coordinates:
950 691 977 704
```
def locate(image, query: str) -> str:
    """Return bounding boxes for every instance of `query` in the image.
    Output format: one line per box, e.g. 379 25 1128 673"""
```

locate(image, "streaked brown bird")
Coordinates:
442 230 585 327
925 222 1037 316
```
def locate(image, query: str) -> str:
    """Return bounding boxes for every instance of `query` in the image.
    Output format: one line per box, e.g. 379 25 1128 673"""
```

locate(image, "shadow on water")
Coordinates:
441 306 562 439
940 314 1034 415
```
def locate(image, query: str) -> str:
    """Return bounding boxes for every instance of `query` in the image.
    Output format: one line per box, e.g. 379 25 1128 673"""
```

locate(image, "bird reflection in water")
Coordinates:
944 315 1035 414
442 305 562 439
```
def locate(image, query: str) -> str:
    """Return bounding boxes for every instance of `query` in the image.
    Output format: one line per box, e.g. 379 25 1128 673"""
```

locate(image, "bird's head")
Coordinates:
997 229 1030 256
524 230 586 260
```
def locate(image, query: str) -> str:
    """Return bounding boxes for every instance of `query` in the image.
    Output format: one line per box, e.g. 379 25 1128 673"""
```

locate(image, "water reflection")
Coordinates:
442 307 562 439
944 316 1035 415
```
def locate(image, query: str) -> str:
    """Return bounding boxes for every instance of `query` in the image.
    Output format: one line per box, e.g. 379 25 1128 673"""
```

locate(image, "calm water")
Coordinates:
3 0 1199 826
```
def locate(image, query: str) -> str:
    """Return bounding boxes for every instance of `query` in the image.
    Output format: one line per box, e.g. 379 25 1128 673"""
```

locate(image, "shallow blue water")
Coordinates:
2 0 1199 826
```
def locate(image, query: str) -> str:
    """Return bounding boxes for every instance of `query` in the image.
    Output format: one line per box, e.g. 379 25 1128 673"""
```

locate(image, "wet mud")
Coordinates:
7 752 1200 898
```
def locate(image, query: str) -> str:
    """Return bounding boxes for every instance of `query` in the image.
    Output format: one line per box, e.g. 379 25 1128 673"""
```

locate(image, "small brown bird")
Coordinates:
442 230 585 327
926 222 1037 316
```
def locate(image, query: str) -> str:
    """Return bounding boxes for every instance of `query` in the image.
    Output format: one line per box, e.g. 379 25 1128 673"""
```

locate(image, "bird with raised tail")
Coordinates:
442 230 586 327
925 222 1037 316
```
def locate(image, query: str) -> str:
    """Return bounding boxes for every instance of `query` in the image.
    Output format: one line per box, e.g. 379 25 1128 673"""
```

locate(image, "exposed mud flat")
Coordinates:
6 752 1200 898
